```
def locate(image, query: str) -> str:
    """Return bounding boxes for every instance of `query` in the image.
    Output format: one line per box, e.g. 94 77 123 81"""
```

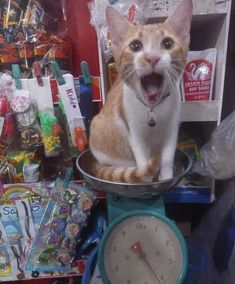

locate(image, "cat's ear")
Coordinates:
106 6 132 53
165 0 193 46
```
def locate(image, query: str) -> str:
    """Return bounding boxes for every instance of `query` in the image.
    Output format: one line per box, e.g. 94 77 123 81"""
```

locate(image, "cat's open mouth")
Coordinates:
140 73 164 104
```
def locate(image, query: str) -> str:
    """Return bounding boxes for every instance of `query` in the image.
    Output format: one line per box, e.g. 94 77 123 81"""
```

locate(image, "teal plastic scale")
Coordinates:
76 149 192 284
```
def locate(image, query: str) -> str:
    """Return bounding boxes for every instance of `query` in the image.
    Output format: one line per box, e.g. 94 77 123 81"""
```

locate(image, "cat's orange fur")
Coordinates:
89 0 193 182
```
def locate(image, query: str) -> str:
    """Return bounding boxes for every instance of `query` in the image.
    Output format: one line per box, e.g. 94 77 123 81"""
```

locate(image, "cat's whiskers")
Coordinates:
167 61 185 80
165 71 175 90
168 66 179 81
170 63 184 74
123 70 136 81
121 66 136 80
165 67 178 90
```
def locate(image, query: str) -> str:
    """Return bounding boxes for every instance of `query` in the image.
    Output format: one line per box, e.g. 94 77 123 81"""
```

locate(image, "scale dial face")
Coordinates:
101 213 186 284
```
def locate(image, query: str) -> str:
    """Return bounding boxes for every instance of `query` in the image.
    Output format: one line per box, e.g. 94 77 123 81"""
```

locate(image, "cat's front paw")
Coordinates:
159 167 173 181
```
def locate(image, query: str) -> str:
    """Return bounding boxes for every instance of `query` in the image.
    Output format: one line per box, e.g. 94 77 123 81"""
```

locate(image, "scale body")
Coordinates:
98 194 188 284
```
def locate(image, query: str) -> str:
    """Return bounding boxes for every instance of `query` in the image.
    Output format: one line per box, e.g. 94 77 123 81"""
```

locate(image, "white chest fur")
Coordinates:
121 84 181 180
123 84 180 144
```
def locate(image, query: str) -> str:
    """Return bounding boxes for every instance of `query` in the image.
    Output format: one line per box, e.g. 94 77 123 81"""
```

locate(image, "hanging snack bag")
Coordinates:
10 65 42 150
27 65 62 157
48 35 69 71
0 43 20 74
0 73 15 145
181 48 217 102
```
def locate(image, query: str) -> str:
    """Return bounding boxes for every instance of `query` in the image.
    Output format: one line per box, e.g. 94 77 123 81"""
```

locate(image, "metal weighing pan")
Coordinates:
76 149 192 198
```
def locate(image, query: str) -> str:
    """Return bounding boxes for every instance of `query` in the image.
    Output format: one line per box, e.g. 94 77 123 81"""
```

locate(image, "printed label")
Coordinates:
183 59 212 101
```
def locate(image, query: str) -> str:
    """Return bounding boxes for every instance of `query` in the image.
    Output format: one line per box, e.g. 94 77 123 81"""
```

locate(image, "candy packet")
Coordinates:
0 73 15 145
10 65 43 150
0 203 26 255
26 65 63 157
6 151 41 183
0 222 27 280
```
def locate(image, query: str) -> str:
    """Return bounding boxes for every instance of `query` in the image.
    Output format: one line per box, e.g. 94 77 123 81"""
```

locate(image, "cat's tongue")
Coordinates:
145 85 161 102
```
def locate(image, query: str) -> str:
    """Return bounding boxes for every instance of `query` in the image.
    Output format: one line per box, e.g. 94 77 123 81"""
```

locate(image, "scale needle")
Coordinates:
131 241 161 284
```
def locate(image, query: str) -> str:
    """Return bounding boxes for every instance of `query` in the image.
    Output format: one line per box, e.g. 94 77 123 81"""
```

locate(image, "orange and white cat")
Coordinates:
89 0 193 182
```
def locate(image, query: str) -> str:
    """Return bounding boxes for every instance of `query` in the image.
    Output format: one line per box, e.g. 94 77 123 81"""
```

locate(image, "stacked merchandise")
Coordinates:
0 178 96 280
0 1 99 281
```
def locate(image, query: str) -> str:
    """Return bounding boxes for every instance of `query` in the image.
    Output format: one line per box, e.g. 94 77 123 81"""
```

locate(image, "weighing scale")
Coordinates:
76 149 192 284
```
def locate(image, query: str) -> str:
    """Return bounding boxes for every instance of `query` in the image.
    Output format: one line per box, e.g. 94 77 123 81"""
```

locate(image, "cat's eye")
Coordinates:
129 39 143 52
161 37 174 50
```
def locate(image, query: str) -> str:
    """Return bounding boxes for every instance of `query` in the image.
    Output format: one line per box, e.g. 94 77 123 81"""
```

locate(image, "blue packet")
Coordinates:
25 182 96 274
0 204 26 254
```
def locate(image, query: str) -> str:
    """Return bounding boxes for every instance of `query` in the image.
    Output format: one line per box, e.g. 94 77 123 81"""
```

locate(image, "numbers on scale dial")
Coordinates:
135 222 146 230
103 215 183 284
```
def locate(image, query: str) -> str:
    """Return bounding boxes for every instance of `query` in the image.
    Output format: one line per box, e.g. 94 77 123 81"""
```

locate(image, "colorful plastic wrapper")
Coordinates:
25 70 63 157
0 181 55 278
89 0 148 62
0 203 26 255
0 73 15 145
10 76 43 150
39 110 62 157
193 110 235 180
0 181 54 205
0 184 52 280
25 181 96 274
6 151 41 183
0 221 12 278
0 221 27 280
0 0 69 76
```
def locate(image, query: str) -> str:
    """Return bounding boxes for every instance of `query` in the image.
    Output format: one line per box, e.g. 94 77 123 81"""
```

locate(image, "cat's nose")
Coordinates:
146 55 160 67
